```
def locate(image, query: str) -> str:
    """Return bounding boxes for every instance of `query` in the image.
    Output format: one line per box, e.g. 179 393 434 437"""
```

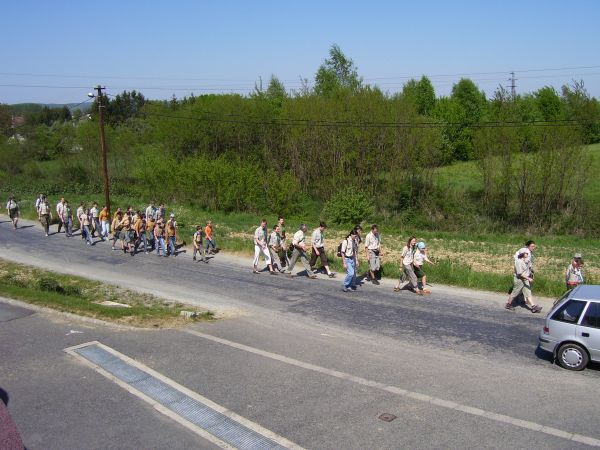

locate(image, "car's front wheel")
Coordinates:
557 343 589 371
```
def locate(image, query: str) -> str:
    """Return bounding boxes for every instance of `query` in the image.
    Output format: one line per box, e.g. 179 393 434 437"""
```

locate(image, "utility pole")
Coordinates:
94 85 111 216
508 71 517 100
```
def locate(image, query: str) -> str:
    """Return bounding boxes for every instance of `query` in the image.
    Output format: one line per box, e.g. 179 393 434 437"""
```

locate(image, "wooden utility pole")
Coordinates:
95 85 111 215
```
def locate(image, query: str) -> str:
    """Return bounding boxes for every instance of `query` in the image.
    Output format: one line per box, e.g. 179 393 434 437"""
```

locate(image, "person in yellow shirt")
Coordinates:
98 206 110 240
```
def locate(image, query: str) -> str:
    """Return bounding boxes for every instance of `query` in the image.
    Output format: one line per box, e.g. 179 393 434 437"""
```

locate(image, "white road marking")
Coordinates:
184 329 600 448
65 330 83 335
65 341 304 450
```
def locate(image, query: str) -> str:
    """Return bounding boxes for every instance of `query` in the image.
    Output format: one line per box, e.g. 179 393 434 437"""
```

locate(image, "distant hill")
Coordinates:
8 103 92 114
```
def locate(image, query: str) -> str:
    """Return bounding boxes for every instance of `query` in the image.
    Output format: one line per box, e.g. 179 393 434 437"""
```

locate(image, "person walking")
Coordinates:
413 242 435 294
154 218 167 257
76 202 85 239
63 201 73 237
341 229 359 292
166 214 178 257
566 254 585 290
80 208 94 246
253 219 275 274
145 202 156 223
119 212 135 254
364 224 382 285
35 193 44 219
505 251 542 312
38 197 52 236
56 197 65 234
90 202 100 238
110 208 123 250
6 196 19 230
277 216 289 268
309 221 335 278
285 224 316 279
269 224 284 273
394 236 422 295
192 226 208 263
99 205 110 240
133 213 148 254
146 214 156 251
205 220 217 254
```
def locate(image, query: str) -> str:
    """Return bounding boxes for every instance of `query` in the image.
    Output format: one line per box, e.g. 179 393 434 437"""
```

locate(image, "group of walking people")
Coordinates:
5 195 588 303
250 218 435 294
28 194 218 259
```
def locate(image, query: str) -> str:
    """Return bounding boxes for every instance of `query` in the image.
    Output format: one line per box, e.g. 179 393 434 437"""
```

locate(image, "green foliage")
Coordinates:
322 187 374 225
314 44 362 96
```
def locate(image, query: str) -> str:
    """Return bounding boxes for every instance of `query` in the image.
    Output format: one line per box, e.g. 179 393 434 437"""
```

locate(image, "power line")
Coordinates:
141 110 595 129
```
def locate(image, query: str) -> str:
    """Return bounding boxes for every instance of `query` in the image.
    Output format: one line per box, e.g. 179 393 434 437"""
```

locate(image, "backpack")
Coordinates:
336 241 344 257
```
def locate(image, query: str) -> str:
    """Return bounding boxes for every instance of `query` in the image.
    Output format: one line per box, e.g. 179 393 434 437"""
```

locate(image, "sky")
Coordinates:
2 0 599 104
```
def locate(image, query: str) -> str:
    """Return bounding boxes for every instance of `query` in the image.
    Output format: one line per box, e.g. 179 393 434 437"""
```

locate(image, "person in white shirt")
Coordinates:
505 251 542 313
253 219 275 274
394 236 421 294
413 242 435 294
364 224 382 285
341 229 359 292
90 202 100 238
269 224 284 273
566 254 584 290
35 193 44 218
285 224 316 278
56 198 65 233
309 221 334 278
38 197 52 236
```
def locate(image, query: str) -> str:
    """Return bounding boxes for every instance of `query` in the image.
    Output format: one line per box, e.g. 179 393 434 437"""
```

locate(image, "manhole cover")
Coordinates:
378 413 397 422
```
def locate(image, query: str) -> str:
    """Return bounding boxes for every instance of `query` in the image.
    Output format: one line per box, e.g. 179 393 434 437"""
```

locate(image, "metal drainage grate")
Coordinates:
72 343 290 450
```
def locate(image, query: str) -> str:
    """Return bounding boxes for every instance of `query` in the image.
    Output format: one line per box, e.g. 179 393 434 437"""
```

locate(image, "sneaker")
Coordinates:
193 257 196 261
328 273 335 278
422 288 431 294
270 271 277 275
372 279 380 285
415 290 423 295
45 233 49 237
532 305 543 313
253 270 259 274
393 287 400 292
505 304 515 311
309 274 317 279
342 287 350 292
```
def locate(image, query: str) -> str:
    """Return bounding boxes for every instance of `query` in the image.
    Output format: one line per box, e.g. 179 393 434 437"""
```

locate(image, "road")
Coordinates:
1 217 599 449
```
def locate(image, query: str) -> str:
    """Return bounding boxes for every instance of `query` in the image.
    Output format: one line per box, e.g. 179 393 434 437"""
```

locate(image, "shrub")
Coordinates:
322 187 374 225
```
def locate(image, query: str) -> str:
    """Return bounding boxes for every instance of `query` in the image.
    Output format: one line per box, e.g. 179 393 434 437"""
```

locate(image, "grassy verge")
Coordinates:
0 259 213 327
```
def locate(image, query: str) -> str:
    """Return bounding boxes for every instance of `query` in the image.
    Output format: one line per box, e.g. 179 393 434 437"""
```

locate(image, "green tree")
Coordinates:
534 86 563 121
314 44 362 96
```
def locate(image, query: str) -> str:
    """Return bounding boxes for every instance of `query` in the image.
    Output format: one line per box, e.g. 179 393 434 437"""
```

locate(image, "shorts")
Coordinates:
9 209 18 220
368 250 380 271
413 265 425 279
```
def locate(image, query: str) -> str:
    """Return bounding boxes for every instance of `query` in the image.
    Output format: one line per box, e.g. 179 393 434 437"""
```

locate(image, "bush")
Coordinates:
322 188 374 225
37 276 63 293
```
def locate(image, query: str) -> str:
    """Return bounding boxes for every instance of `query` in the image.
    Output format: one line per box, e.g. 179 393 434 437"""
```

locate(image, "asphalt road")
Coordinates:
1 217 599 449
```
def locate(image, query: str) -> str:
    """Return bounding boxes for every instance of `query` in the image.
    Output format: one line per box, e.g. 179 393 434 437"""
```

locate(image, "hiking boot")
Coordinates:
532 305 543 313
372 279 380 285
193 257 196 261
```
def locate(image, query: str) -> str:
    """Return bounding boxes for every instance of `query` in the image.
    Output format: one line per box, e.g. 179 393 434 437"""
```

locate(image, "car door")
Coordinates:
577 302 600 361
550 299 586 341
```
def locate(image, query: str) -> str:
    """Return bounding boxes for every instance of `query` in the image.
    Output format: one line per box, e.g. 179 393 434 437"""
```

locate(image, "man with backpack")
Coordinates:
269 224 285 273
63 200 73 237
56 197 66 234
5 196 19 230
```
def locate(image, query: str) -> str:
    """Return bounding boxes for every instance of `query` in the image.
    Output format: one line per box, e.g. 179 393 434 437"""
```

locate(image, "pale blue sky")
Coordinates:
2 0 599 104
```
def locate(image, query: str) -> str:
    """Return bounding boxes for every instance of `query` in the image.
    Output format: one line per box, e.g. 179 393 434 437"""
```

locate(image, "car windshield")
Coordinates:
553 291 572 308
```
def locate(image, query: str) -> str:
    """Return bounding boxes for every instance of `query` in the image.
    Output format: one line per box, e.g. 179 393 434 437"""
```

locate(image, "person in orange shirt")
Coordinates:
98 205 110 240
204 220 217 254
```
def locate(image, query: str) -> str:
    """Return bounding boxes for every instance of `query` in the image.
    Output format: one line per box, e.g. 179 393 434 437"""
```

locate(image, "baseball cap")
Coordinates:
417 242 426 249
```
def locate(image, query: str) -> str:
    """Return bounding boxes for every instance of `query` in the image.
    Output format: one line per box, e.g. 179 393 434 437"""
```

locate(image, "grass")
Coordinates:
0 259 214 327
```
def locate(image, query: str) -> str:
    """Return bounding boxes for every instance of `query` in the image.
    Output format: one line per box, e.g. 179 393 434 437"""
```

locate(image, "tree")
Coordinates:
402 76 436 116
534 86 563 121
451 78 487 124
314 44 362 96
266 75 287 108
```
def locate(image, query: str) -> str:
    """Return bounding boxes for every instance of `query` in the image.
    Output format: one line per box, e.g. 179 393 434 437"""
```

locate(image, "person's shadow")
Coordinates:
0 386 8 405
